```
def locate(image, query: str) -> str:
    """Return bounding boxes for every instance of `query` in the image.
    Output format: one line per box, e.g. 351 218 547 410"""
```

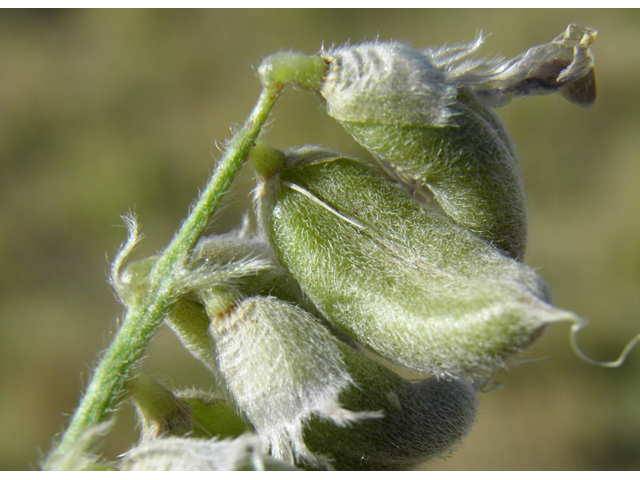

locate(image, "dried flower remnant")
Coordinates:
455 24 597 108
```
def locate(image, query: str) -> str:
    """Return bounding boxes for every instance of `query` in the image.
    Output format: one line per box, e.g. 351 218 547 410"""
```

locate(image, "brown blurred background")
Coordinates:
1 9 639 470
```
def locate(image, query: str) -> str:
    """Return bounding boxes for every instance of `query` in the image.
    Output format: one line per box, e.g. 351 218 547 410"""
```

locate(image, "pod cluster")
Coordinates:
119 25 598 470
120 232 479 470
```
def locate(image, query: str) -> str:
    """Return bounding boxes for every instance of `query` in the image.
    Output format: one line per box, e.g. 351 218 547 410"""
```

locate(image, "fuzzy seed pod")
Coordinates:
316 26 595 258
256 147 581 377
322 82 527 259
200 294 382 468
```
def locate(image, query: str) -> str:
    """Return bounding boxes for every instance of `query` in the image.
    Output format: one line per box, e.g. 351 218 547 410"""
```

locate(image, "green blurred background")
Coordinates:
1 9 639 470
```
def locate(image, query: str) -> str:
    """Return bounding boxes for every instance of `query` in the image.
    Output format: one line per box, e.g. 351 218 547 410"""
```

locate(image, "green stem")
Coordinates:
52 85 283 457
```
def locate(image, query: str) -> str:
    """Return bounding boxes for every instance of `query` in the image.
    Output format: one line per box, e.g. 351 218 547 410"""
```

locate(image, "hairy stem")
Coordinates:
51 85 283 458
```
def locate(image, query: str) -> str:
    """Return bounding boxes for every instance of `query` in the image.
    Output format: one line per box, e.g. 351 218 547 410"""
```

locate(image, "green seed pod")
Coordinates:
183 292 382 469
323 83 527 259
257 146 581 377
317 26 596 258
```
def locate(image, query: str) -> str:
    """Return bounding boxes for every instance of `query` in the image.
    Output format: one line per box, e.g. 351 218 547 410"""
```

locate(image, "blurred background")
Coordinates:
1 9 639 470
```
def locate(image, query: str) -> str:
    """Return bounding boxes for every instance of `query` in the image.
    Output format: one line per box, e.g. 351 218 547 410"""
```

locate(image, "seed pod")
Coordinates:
257 147 580 377
199 293 381 468
318 26 595 258
121 233 366 467
322 82 527 259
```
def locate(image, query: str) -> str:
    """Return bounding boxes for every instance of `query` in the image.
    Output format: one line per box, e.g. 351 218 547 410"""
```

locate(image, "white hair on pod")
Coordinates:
120 434 296 471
